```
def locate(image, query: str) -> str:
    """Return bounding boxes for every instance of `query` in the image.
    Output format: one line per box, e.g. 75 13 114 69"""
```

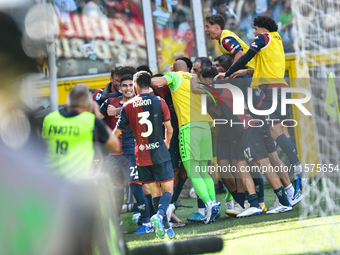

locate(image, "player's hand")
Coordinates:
213 72 228 81
107 105 117 116
230 69 247 78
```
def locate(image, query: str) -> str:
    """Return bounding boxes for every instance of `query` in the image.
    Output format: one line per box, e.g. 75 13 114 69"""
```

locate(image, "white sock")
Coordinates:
301 178 307 189
143 222 152 227
285 184 294 198
198 208 205 215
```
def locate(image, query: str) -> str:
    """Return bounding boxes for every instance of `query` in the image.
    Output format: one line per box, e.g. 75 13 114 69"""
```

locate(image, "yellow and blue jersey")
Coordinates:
219 30 255 69
249 32 288 89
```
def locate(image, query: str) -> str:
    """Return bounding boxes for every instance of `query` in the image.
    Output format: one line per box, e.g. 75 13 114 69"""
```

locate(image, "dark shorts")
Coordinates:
217 138 239 161
248 87 278 154
251 88 266 110
262 126 276 154
169 132 181 171
230 138 239 161
217 125 232 162
217 138 231 162
259 85 287 125
217 125 239 162
137 160 174 184
104 154 139 185
282 101 294 126
238 125 268 165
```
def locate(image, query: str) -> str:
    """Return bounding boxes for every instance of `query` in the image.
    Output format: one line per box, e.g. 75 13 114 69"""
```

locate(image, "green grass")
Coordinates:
121 187 340 255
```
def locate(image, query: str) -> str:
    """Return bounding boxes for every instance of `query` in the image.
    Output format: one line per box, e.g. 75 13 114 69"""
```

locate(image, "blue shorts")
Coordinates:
169 133 181 171
123 154 139 183
137 161 174 184
238 124 268 165
104 154 139 185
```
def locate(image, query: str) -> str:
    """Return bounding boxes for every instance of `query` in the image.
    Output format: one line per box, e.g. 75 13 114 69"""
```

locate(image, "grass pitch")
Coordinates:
122 187 340 254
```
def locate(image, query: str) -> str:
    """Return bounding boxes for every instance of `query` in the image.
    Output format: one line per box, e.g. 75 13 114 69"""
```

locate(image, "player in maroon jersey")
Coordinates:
100 74 154 234
113 71 175 239
93 66 123 127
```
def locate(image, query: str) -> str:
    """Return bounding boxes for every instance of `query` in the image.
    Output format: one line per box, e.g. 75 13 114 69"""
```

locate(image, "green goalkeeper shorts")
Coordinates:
179 122 213 162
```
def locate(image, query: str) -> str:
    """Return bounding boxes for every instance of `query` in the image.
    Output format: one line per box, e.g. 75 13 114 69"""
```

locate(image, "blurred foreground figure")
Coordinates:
41 85 120 180
0 11 127 255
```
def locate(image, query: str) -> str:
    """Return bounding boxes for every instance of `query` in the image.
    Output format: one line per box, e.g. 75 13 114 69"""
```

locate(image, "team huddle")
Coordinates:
42 15 306 239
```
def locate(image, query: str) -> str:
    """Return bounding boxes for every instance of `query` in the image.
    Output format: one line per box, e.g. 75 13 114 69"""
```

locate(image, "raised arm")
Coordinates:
225 34 269 78
151 76 168 87
224 50 256 78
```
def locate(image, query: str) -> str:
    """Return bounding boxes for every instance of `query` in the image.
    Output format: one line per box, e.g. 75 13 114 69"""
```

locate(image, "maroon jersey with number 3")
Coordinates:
117 93 171 166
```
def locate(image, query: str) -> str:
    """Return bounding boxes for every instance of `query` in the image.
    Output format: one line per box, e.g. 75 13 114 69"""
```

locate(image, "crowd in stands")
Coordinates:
52 0 296 78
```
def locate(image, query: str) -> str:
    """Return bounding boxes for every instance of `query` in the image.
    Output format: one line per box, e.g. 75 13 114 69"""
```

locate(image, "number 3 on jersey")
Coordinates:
138 111 153 137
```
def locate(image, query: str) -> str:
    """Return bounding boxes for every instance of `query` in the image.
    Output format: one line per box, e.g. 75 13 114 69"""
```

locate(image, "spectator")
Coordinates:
213 0 228 20
152 0 173 29
53 0 78 12
83 0 106 17
65 58 79 76
212 0 238 20
269 0 284 23
109 0 143 24
278 0 293 41
203 4 212 18
255 0 271 17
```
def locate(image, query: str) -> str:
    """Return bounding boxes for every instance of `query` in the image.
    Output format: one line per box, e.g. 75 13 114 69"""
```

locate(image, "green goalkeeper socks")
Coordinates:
225 189 233 201
182 160 215 204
